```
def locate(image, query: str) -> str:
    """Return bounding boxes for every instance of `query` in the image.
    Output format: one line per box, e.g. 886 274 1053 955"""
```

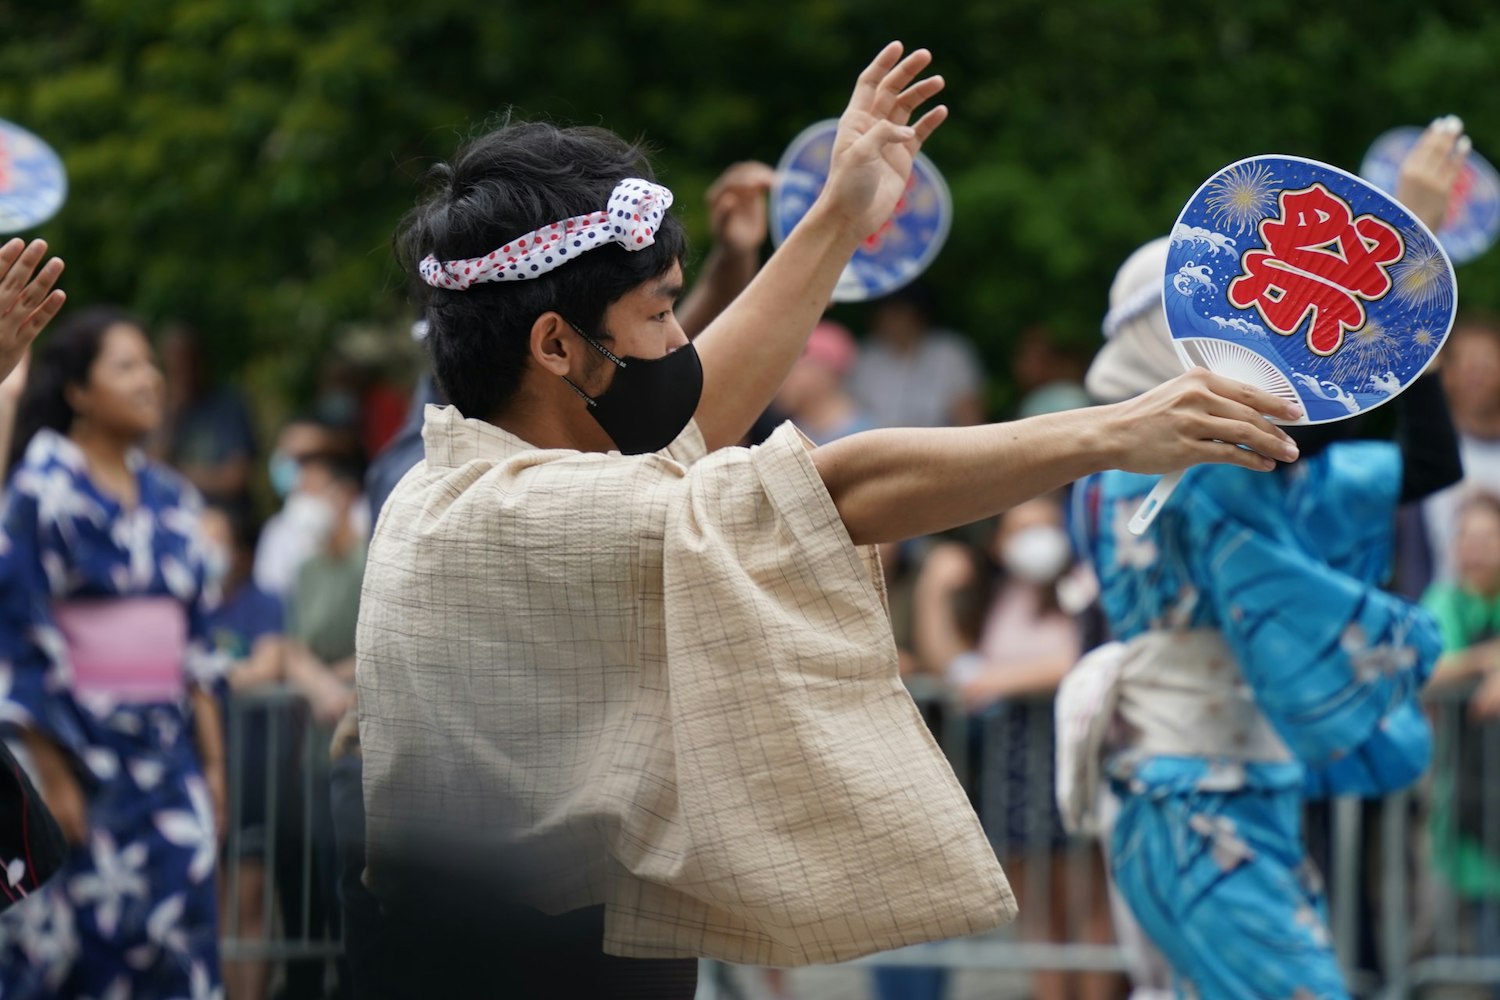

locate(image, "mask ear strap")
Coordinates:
559 318 627 405
565 320 627 368
560 375 597 407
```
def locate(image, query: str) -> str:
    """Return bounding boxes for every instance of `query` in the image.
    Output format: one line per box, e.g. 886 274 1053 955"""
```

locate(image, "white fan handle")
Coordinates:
1128 470 1183 536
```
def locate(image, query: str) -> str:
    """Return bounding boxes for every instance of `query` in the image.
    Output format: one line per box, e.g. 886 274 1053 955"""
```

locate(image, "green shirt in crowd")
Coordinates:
290 544 366 666
1420 581 1500 899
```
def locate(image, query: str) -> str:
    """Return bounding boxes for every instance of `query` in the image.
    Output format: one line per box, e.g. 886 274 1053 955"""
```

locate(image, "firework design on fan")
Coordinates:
1165 155 1457 424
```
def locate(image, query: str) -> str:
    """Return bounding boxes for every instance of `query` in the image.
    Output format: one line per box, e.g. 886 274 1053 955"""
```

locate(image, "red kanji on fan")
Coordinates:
1227 183 1404 356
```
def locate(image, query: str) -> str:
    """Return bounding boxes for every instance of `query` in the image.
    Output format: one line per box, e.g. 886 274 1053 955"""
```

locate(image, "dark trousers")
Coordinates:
328 753 697 999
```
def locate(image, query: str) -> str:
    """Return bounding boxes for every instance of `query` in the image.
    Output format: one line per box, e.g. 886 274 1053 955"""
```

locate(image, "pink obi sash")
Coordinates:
52 597 187 703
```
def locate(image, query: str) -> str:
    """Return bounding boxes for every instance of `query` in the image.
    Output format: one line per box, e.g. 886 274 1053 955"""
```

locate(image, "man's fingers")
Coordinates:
911 105 949 145
872 48 934 117
1187 374 1300 460
0 239 49 302
21 290 66 340
1196 440 1279 473
1198 370 1303 422
891 76 945 126
1199 415 1299 463
1202 392 1298 451
8 257 64 319
844 119 918 165
845 41 905 116
0 238 23 272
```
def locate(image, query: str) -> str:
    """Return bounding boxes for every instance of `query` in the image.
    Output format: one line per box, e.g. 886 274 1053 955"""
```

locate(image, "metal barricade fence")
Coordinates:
217 681 1498 996
1376 680 1500 998
219 685 343 966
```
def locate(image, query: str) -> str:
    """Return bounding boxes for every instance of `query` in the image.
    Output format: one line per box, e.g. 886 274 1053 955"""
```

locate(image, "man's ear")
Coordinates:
530 312 572 377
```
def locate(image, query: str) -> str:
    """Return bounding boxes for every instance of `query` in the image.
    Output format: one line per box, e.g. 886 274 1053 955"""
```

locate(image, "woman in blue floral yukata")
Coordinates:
1057 121 1467 1000
0 304 227 999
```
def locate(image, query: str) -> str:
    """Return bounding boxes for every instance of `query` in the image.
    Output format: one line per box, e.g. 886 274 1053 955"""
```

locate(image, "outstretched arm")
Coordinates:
814 369 1303 546
691 42 947 451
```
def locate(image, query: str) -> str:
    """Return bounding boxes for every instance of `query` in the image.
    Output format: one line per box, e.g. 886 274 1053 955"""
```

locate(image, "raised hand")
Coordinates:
0 238 66 387
1396 115 1470 235
819 42 948 241
706 161 775 255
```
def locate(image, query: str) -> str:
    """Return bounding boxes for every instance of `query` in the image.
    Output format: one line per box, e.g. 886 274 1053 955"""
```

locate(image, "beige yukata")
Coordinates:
355 404 1015 966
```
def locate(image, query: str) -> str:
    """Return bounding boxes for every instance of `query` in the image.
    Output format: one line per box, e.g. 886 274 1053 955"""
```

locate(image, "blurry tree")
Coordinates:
2 0 1499 412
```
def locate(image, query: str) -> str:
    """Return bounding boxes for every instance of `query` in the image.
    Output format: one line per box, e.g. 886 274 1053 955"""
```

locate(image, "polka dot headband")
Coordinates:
418 177 674 291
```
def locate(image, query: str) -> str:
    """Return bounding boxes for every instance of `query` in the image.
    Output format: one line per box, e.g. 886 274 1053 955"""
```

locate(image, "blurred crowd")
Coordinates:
2 158 1499 1000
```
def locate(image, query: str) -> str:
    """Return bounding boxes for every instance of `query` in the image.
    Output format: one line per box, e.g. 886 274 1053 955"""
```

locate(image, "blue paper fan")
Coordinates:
1361 126 1500 265
0 119 67 234
770 119 951 303
1130 154 1457 534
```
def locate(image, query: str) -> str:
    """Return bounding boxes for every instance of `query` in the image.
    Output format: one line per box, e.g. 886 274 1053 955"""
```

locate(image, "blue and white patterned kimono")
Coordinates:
1073 441 1438 1000
0 430 224 1000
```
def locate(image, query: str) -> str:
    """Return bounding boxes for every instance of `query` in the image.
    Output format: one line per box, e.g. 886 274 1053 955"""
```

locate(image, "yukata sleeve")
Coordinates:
1185 489 1440 797
185 598 232 701
638 421 1015 964
0 486 89 758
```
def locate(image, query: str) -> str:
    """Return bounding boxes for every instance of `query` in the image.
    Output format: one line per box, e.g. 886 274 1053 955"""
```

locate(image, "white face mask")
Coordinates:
283 491 338 548
1001 525 1072 585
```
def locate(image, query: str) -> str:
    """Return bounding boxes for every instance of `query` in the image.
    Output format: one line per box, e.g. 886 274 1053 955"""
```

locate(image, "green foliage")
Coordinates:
4 0 1500 407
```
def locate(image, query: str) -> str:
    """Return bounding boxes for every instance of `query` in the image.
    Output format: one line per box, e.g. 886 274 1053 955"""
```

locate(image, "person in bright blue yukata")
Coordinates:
1060 123 1468 996
0 307 227 999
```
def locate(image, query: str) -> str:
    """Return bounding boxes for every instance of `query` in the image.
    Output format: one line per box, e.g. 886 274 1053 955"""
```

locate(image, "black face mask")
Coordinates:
561 321 704 455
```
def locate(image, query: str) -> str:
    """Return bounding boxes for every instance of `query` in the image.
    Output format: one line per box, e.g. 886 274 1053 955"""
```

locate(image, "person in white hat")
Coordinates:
1059 120 1469 999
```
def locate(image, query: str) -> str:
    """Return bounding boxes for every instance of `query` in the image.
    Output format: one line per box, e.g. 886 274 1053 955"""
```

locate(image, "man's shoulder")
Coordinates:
370 443 688 562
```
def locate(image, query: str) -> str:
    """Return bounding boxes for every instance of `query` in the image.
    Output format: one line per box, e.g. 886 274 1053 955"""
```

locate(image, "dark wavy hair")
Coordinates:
396 121 686 420
8 306 142 475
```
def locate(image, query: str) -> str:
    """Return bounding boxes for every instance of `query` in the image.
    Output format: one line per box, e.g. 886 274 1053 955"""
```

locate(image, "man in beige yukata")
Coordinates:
353 43 1304 999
